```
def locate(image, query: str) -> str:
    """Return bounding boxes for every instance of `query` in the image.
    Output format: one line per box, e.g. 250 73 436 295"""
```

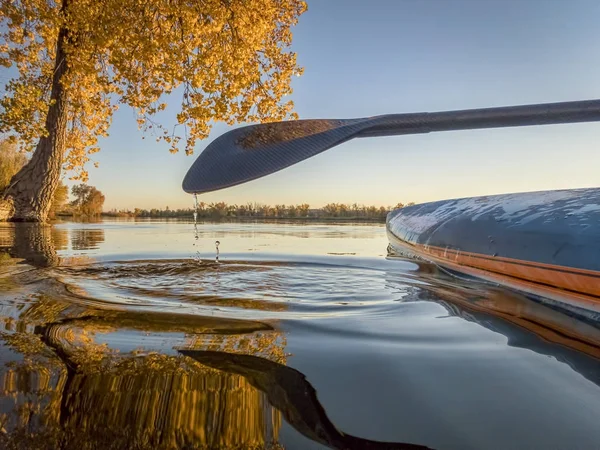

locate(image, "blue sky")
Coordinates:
81 1 600 209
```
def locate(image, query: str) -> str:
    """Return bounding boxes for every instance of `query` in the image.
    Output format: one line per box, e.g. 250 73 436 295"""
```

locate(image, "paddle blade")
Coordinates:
182 118 364 194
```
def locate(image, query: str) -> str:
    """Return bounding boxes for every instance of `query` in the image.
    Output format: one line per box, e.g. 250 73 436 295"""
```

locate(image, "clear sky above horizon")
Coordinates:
77 1 600 209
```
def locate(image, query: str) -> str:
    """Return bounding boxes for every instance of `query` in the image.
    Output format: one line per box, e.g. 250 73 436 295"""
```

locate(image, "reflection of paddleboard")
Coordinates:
386 188 600 319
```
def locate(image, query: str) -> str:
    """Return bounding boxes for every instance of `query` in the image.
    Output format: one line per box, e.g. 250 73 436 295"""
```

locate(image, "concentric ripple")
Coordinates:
57 258 423 320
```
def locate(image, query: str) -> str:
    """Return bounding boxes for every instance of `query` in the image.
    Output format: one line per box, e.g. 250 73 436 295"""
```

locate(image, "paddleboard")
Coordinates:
386 188 600 319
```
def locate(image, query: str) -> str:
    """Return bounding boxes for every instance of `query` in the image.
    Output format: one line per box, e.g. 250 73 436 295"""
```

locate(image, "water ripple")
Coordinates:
57 259 421 320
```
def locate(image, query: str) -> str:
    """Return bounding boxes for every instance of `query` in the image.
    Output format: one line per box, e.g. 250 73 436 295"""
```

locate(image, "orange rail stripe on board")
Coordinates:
413 243 600 298
425 245 600 277
387 234 600 312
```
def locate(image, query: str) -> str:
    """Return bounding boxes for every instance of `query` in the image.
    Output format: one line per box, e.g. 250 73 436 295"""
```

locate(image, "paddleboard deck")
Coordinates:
386 188 600 319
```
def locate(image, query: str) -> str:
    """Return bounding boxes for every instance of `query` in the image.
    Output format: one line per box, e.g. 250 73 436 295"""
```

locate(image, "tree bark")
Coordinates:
4 24 69 222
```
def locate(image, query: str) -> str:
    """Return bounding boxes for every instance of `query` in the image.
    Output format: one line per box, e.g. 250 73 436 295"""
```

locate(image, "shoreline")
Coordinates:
54 214 387 224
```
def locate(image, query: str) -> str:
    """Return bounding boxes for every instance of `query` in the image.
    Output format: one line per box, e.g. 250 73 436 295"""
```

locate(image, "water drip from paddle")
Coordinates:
192 194 222 263
193 194 201 262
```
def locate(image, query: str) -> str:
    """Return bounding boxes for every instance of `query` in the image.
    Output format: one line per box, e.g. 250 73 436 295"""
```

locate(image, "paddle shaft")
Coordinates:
359 99 600 138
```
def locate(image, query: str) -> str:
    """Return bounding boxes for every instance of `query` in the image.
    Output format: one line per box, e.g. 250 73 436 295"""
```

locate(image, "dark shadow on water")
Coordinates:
180 349 432 450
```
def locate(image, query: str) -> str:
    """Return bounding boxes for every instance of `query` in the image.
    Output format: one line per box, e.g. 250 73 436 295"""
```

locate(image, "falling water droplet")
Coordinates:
193 194 201 262
193 193 198 222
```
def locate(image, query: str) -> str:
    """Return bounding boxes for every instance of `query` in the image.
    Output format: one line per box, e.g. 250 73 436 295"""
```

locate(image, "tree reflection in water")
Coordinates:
0 224 432 449
0 296 287 449
181 350 432 450
2 223 60 267
70 228 105 251
0 224 285 449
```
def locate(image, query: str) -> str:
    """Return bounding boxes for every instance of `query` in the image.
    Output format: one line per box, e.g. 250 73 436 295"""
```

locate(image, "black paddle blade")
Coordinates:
182 118 367 194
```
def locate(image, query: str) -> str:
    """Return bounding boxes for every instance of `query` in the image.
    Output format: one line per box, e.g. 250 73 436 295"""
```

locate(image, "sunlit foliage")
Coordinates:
0 0 307 180
47 182 68 219
70 183 104 216
0 140 27 191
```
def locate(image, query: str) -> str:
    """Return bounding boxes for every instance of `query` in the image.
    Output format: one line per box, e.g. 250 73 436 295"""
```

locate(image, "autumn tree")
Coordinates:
1 139 69 219
0 0 307 222
208 201 228 218
297 203 310 217
323 203 339 217
274 204 286 217
70 184 105 217
0 139 27 191
47 181 68 219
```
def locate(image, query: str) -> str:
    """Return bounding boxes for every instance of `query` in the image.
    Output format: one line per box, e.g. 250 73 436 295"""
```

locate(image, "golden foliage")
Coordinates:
0 139 27 191
186 331 288 365
0 0 307 180
48 181 68 219
70 183 105 216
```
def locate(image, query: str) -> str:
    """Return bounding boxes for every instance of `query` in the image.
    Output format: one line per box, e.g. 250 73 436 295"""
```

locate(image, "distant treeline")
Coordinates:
103 202 415 221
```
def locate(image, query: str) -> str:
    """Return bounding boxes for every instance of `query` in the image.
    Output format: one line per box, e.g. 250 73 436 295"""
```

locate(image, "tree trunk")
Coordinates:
4 25 69 222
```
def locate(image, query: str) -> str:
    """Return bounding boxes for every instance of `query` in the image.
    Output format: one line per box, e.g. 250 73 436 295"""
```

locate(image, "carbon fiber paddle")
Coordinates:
182 99 600 194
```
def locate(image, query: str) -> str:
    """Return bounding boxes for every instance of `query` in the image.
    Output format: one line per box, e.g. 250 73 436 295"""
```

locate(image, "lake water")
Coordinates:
1 219 600 450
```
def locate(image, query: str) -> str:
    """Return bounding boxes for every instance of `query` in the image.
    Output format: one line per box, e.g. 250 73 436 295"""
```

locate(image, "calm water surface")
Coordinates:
1 219 600 449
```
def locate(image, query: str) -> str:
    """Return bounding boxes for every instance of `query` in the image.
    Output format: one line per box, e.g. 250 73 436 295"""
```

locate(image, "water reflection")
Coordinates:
0 223 105 267
53 227 69 251
0 350 285 449
181 350 431 450
401 263 600 365
0 283 286 449
0 223 59 267
0 272 429 449
70 228 105 251
1 221 600 449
